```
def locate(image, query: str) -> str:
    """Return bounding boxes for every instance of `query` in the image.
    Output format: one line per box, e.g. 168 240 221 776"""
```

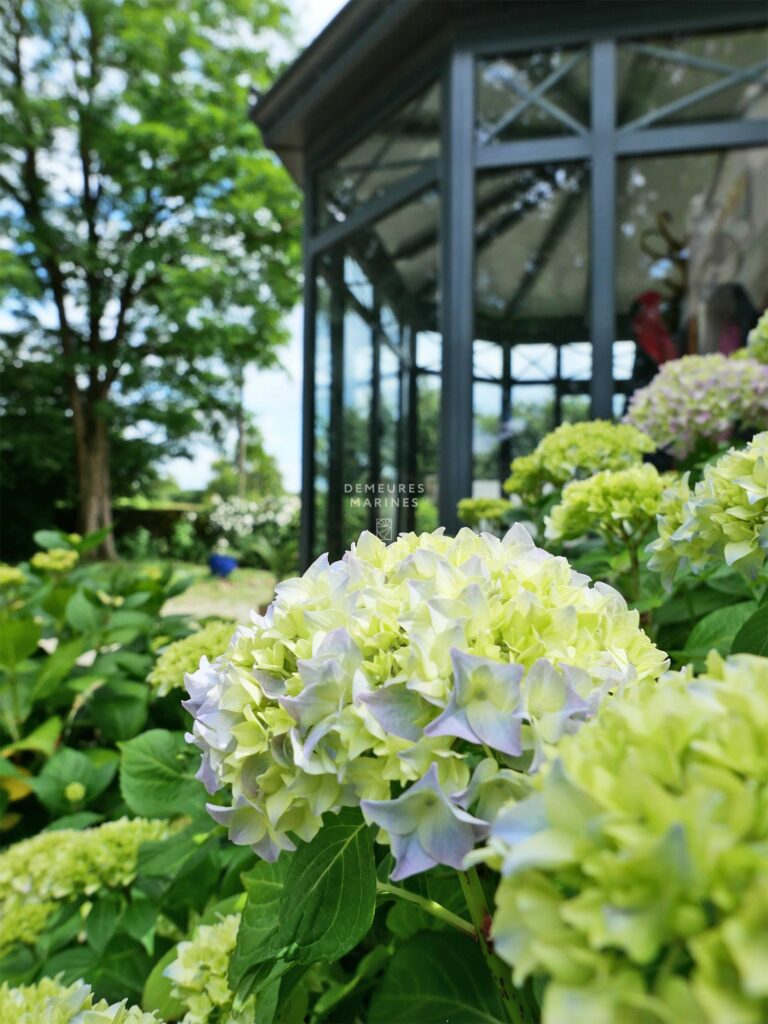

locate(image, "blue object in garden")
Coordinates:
208 553 238 578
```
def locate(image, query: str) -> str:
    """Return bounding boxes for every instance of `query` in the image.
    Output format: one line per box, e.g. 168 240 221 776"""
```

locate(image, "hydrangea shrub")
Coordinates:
474 652 768 1024
733 309 768 365
625 354 768 459
503 421 655 503
0 818 171 953
0 977 160 1023
544 463 668 547
648 431 768 586
184 526 666 876
148 621 235 696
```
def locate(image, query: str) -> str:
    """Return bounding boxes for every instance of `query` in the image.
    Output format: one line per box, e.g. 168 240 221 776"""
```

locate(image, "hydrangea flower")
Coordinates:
503 421 655 503
148 621 235 696
456 497 511 530
545 463 668 546
648 432 768 585
473 652 768 1024
625 353 768 459
733 309 768 365
164 913 250 1024
0 564 26 588
184 526 667 877
0 977 160 1023
0 818 171 954
30 548 79 573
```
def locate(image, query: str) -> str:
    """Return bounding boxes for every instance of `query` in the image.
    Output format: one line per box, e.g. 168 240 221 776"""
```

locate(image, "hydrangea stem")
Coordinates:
375 880 475 938
458 868 529 1024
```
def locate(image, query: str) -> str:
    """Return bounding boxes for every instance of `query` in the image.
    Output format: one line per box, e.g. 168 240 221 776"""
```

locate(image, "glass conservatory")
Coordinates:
253 0 768 565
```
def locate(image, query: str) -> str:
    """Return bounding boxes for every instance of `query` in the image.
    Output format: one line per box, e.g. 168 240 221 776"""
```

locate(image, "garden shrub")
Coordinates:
148 621 235 697
474 652 768 1024
625 353 768 460
457 497 513 532
544 463 668 547
0 818 172 953
503 421 655 504
0 976 160 1023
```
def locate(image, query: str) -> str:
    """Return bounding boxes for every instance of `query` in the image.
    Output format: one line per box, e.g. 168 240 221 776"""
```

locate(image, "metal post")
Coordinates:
299 179 316 570
590 40 617 419
439 47 475 531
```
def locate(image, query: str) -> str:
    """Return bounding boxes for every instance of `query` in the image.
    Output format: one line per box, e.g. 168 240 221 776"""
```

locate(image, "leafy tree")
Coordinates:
0 0 301 556
205 420 283 499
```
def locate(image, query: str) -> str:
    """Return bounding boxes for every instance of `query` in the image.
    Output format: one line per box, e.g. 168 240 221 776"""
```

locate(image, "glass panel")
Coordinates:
617 27 768 129
509 384 556 458
476 48 590 143
474 164 590 488
473 340 503 380
511 343 556 382
414 372 440 532
616 147 768 397
313 188 441 555
316 82 440 228
473 380 502 496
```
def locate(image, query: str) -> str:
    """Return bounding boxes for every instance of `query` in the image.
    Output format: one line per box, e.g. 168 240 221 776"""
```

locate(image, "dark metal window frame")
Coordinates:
300 11 768 566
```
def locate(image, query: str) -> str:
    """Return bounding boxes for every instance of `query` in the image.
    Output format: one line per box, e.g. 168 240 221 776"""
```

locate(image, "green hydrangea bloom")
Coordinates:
476 652 768 1024
0 818 171 953
503 421 655 503
457 497 512 529
625 353 768 459
30 548 79 573
545 464 668 546
148 620 235 696
186 526 667 875
648 432 768 585
733 309 768 365
0 564 26 588
164 914 249 1024
0 976 161 1023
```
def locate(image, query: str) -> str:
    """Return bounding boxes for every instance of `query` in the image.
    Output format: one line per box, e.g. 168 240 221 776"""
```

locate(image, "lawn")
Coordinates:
161 564 277 622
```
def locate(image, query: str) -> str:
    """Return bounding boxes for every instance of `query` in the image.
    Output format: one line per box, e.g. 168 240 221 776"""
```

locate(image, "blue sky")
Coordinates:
167 0 347 494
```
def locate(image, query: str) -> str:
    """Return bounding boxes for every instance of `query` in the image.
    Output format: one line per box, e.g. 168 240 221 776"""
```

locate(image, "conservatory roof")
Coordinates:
251 0 766 184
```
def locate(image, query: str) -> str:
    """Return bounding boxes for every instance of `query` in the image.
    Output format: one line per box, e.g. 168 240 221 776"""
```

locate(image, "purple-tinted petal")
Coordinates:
389 831 438 881
359 685 425 742
465 699 523 757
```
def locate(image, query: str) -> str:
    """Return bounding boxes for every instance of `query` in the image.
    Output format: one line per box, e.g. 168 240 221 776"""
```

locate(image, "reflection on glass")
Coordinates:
314 189 441 555
616 147 768 399
618 28 768 129
313 282 332 556
316 82 440 228
476 48 590 143
474 164 590 489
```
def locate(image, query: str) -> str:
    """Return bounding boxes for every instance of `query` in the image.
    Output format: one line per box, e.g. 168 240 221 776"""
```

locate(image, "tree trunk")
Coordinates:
236 367 247 499
74 408 117 560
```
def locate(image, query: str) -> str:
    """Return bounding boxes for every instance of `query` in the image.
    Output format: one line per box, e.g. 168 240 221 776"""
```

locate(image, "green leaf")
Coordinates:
732 603 768 656
43 812 103 832
142 945 186 1020
33 637 89 699
119 730 203 817
229 859 289 992
65 590 101 633
0 618 41 667
78 526 114 554
30 746 116 815
33 529 69 550
312 945 390 1019
231 808 376 999
681 601 757 664
91 680 149 741
86 894 123 950
3 715 61 757
368 931 507 1024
